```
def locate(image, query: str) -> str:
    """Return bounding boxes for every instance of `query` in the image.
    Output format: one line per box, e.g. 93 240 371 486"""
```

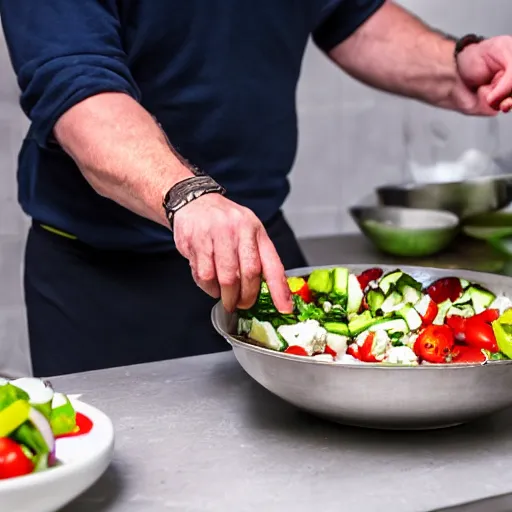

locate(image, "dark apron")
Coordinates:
24 212 307 376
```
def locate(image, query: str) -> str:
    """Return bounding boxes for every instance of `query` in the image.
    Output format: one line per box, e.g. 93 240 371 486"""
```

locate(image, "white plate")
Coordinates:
0 399 114 512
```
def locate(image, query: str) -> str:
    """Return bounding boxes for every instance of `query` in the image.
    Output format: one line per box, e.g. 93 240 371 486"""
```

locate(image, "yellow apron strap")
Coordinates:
39 224 78 240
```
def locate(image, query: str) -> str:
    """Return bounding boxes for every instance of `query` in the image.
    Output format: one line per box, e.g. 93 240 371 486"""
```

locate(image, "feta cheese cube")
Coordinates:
277 320 327 355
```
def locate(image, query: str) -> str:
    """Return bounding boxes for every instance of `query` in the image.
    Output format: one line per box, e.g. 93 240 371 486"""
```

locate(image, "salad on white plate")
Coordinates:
0 377 89 481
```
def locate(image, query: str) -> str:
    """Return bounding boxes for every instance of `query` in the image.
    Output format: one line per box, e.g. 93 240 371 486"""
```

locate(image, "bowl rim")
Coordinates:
350 205 460 231
211 263 512 371
376 172 512 191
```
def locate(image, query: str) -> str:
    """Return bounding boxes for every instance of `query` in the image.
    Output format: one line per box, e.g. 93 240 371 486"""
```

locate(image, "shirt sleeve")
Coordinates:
312 0 386 52
0 0 140 148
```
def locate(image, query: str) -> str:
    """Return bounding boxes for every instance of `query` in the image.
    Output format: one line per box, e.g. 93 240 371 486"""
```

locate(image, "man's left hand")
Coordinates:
455 36 512 115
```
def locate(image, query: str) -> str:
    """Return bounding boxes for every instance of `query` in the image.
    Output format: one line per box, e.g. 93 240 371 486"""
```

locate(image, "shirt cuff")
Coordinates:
313 0 386 52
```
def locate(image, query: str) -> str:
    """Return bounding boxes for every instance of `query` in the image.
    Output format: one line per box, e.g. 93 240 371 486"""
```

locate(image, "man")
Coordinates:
1 1 511 377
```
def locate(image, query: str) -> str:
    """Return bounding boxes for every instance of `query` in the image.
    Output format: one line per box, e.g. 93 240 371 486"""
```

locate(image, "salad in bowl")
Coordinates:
237 266 512 366
0 377 82 481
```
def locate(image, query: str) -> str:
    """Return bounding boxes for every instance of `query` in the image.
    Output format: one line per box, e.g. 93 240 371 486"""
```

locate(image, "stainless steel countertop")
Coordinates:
54 352 512 512
53 234 512 512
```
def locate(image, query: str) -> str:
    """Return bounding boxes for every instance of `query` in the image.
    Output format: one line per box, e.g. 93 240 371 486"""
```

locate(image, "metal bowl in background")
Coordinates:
376 174 512 219
349 205 459 257
212 265 512 431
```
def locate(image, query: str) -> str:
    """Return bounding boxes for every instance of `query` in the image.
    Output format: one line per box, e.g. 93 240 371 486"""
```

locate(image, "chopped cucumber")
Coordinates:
380 290 403 315
237 317 253 335
433 300 453 325
249 318 287 351
307 269 333 295
397 304 423 331
332 267 349 298
349 310 382 336
366 289 385 316
402 285 423 306
414 294 431 318
469 286 496 314
453 285 496 314
369 318 409 335
347 273 363 314
396 274 422 293
379 270 403 295
447 304 475 318
460 278 470 290
453 289 473 306
324 322 350 336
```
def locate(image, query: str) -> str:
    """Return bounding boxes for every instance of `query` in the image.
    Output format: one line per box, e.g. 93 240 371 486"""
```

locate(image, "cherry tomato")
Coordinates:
425 278 463 304
0 438 34 480
452 346 487 364
446 315 467 342
324 345 337 357
284 345 309 356
414 325 455 363
358 332 379 363
472 309 500 324
357 267 384 290
463 317 498 352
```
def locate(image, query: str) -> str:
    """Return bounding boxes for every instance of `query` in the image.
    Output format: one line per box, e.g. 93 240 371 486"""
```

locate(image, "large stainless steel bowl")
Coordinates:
377 175 512 219
212 265 512 430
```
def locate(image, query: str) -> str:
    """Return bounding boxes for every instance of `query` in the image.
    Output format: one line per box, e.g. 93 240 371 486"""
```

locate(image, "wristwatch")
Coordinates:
162 175 226 231
454 33 485 58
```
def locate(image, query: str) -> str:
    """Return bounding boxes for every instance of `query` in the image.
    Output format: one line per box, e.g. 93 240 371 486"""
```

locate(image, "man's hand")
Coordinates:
455 37 512 115
328 2 512 116
173 193 293 314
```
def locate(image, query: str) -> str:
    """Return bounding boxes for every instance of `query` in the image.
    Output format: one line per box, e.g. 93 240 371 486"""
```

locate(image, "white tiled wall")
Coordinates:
0 1 511 375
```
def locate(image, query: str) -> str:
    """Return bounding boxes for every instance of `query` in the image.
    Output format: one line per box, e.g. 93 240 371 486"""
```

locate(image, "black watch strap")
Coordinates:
162 175 226 231
454 33 485 58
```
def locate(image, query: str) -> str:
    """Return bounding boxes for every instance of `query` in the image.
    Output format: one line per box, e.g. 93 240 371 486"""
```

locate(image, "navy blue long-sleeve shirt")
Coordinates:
0 0 384 251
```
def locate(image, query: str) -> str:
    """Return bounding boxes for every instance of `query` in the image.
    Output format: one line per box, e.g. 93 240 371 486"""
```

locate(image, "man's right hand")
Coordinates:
173 193 293 314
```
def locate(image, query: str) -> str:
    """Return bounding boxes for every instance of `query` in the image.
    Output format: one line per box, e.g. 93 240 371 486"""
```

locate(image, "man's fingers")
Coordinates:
191 243 221 299
237 228 262 310
257 230 292 314
214 228 241 313
487 69 512 107
499 97 512 113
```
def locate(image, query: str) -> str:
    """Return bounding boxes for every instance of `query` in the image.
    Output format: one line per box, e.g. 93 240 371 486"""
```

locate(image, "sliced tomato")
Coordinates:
420 298 438 325
357 267 384 290
324 345 337 357
425 278 463 304
463 317 498 352
0 438 34 480
446 315 467 342
358 332 379 363
472 309 500 324
294 283 313 303
287 277 313 303
414 325 455 363
56 413 94 439
347 343 362 360
284 345 309 356
452 346 487 364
